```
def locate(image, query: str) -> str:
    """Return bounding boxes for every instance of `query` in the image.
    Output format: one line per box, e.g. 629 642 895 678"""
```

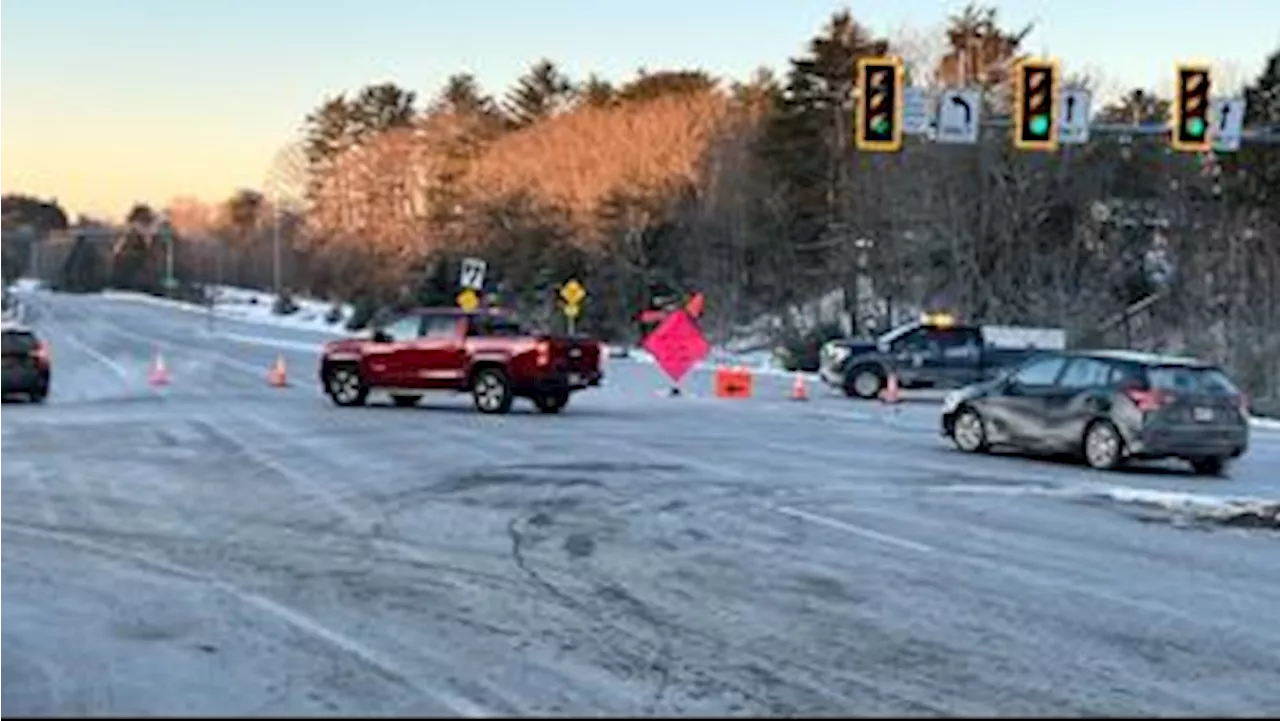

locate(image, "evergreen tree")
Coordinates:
505 59 574 127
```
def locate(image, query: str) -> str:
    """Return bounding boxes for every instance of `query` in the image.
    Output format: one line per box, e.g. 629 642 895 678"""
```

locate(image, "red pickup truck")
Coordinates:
319 308 604 414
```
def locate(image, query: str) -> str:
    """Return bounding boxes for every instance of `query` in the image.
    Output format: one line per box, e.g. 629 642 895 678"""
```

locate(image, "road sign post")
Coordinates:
560 279 587 335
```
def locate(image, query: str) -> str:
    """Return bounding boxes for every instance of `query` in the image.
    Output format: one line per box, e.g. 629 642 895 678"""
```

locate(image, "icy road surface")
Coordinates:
4 292 1280 716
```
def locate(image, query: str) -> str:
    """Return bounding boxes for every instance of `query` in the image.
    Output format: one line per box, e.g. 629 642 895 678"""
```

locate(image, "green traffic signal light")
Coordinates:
871 115 890 136
1029 114 1050 138
1185 116 1205 138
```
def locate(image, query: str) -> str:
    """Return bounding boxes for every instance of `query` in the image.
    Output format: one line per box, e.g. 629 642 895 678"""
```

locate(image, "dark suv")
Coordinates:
2 323 51 402
941 350 1250 475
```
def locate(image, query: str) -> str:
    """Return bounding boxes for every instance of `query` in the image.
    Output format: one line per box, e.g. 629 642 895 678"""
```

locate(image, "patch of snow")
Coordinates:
937 481 1279 527
10 277 47 293
100 288 351 337
1251 416 1280 432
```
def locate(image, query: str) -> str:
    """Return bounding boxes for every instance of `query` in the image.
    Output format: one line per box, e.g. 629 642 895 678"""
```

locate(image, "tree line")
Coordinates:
6 4 1279 405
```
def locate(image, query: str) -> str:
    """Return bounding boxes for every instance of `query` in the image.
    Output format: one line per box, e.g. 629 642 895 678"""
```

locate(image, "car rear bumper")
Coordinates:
1128 426 1249 459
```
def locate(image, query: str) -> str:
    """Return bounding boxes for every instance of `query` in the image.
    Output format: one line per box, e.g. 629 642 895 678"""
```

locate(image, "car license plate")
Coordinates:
567 373 583 386
1193 407 1215 422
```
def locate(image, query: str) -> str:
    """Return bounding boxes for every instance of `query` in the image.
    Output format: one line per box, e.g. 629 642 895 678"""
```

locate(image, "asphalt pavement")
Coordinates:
4 291 1280 716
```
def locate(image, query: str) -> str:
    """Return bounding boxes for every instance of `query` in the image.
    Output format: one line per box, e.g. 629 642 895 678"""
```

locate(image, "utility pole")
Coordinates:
272 201 282 296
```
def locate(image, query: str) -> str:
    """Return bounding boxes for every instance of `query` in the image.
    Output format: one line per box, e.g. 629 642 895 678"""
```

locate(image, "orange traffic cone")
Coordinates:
149 351 170 387
880 372 901 404
790 372 809 401
268 354 289 387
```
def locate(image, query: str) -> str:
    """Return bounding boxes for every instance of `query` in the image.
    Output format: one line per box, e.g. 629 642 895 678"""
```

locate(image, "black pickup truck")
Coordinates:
819 318 1065 399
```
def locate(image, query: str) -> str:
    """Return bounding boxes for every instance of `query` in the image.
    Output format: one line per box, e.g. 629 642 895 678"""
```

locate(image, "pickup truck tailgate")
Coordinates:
547 337 601 374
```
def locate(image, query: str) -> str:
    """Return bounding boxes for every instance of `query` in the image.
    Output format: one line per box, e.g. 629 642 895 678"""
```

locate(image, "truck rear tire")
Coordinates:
325 364 368 407
534 390 570 414
472 367 514 414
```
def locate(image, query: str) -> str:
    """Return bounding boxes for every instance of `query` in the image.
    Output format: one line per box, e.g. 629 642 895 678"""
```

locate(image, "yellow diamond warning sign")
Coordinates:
560 279 586 307
456 288 479 312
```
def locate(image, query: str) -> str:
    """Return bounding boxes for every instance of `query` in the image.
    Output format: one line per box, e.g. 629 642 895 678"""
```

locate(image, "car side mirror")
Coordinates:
372 329 393 344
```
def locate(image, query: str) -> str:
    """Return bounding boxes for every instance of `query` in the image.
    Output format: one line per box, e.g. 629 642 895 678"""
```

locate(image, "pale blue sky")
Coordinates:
3 0 1278 219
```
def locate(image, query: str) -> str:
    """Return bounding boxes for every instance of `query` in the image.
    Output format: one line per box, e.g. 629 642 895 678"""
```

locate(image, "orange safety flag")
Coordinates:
685 292 705 319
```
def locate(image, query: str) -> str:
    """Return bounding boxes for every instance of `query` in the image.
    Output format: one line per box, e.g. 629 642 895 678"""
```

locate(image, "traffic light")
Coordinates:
1172 64 1212 152
1013 58 1060 151
855 56 904 152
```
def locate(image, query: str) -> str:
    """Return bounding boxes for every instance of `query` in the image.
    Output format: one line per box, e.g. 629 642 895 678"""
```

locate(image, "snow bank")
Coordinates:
939 481 1279 528
9 277 47 293
100 287 351 337
1086 484 1280 528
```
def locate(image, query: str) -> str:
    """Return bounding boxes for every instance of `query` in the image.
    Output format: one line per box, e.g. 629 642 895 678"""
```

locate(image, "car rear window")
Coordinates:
2 331 37 355
1147 366 1240 396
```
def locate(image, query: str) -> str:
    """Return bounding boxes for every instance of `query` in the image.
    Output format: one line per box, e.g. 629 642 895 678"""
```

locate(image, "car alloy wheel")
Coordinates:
1084 421 1122 470
330 368 362 404
952 408 986 452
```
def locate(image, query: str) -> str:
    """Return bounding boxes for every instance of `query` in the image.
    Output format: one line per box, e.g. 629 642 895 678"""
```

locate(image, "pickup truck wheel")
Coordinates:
391 394 421 408
325 365 368 407
534 390 570 414
845 366 885 399
472 367 514 414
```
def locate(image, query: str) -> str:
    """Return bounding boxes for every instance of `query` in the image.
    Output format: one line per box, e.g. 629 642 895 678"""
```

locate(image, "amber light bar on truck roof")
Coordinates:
920 312 957 327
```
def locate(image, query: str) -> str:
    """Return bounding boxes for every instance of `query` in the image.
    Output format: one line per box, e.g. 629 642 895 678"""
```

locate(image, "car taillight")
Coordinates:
1124 388 1168 412
31 341 50 366
535 340 550 366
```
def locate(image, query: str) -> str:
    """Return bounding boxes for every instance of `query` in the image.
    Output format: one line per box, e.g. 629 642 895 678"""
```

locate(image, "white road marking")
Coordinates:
42 316 132 383
770 504 935 554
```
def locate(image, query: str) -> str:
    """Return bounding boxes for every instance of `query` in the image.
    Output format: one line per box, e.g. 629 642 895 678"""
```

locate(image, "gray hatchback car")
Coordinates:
941 350 1250 475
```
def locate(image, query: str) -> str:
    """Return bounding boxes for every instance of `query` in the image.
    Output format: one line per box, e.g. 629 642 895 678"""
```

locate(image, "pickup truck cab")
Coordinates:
319 308 603 414
820 316 1065 399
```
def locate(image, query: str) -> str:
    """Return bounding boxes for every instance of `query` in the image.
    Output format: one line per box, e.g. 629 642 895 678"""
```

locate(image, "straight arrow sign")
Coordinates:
1059 88 1092 145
